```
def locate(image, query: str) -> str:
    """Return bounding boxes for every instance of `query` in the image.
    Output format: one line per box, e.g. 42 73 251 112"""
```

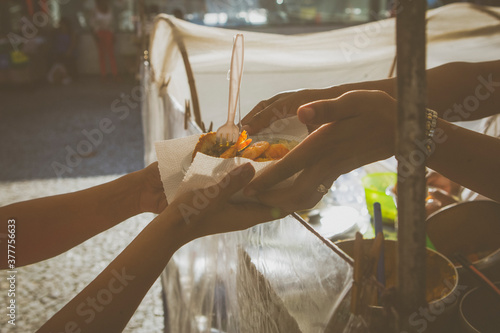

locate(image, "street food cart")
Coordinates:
143 3 500 331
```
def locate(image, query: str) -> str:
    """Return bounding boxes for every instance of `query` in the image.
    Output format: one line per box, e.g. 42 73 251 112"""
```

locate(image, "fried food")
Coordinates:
241 141 270 160
220 131 252 158
192 130 295 162
262 143 289 160
192 132 217 160
192 131 250 160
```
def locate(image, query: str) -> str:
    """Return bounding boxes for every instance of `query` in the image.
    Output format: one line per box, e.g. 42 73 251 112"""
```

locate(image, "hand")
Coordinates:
244 90 397 213
137 162 168 214
241 88 327 135
426 170 461 197
163 163 279 241
424 170 461 216
425 188 459 216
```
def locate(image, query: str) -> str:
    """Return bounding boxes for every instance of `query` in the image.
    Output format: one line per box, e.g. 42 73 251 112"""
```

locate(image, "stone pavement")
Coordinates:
0 76 145 181
0 77 165 332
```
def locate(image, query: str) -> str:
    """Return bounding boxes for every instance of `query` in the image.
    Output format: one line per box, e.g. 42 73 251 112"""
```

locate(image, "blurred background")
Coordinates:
1 0 497 180
2 0 497 88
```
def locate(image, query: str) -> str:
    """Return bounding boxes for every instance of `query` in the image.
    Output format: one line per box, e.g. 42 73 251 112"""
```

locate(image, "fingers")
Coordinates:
241 97 295 135
241 100 277 135
255 159 339 213
214 163 255 201
298 90 394 126
243 143 315 196
156 196 168 212
242 108 290 136
225 202 280 231
241 99 272 125
297 92 361 125
244 122 339 195
138 161 168 214
168 163 255 226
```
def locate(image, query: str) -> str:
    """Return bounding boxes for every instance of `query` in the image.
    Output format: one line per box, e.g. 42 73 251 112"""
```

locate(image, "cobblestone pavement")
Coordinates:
0 77 145 181
0 77 164 332
0 176 164 332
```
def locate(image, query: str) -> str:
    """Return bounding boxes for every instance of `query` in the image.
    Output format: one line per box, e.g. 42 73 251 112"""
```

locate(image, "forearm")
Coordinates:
428 119 500 202
34 163 263 332
426 60 500 121
309 77 396 105
37 212 190 333
0 171 144 268
322 60 499 121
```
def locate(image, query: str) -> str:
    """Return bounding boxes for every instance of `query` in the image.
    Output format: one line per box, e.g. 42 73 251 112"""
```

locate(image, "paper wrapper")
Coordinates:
155 117 308 203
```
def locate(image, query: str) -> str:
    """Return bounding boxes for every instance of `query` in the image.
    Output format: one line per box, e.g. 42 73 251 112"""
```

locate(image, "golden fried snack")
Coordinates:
240 141 270 160
191 130 294 162
192 131 251 160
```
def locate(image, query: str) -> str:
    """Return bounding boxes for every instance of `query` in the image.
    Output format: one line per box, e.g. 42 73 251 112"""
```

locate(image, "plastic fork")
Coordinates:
216 34 244 144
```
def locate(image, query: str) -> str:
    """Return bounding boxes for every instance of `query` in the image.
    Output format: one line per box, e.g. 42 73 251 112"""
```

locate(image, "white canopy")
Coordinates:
146 3 499 151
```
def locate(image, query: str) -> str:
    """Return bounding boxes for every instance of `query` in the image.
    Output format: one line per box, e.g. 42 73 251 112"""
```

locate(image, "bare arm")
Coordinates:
36 211 184 333
36 164 276 333
0 163 166 268
427 119 500 201
243 90 500 212
242 60 500 134
426 60 500 121
344 60 500 121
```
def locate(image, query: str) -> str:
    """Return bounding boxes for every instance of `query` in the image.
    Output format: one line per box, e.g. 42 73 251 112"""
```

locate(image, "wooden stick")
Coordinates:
350 232 364 315
160 16 203 129
364 232 383 305
455 253 500 299
291 213 354 266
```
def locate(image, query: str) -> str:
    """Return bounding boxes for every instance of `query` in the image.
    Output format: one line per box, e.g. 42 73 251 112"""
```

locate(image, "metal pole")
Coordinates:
395 0 428 331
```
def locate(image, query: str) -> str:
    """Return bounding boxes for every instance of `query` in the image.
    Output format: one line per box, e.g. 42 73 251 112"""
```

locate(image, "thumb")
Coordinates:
242 105 290 135
297 91 366 125
215 163 255 201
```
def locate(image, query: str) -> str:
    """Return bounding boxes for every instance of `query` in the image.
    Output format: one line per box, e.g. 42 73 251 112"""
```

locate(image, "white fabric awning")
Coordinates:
149 3 500 132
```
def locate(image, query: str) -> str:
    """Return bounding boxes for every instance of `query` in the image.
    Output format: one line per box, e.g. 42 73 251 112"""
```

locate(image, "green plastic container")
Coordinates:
362 172 398 225
361 172 437 249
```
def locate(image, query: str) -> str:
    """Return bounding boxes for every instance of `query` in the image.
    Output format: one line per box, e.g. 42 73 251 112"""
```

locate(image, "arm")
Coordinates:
427 119 500 201
37 163 276 333
242 60 500 134
0 163 166 268
243 90 500 212
426 60 500 121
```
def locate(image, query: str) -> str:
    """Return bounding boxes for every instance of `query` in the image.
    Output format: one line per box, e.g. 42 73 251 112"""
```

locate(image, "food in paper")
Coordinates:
192 130 298 162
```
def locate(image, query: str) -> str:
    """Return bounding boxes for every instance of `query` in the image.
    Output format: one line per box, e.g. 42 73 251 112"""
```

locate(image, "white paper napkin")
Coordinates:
155 116 308 203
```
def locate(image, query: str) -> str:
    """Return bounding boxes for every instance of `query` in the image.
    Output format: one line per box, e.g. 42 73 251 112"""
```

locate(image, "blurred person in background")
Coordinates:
47 17 78 85
90 0 118 81
134 2 159 80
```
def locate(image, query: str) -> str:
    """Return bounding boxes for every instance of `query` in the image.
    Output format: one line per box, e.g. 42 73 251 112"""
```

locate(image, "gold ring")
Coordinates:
316 184 328 194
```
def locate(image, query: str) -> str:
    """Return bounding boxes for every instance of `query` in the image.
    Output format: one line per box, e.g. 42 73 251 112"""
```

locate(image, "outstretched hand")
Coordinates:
34 163 279 333
138 162 168 214
241 88 327 135
244 90 397 212
163 163 280 242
